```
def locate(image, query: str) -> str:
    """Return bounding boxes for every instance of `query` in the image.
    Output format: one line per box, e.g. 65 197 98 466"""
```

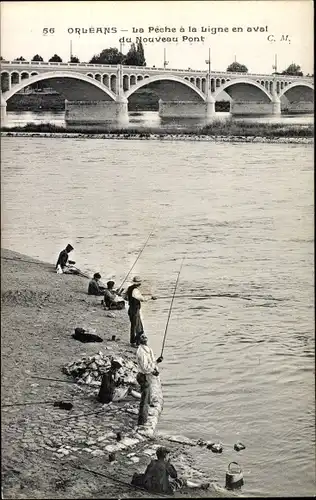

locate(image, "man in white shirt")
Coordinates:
136 333 163 426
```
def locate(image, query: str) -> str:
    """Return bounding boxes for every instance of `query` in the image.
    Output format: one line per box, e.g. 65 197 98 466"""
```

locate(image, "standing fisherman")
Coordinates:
136 333 163 426
125 276 156 347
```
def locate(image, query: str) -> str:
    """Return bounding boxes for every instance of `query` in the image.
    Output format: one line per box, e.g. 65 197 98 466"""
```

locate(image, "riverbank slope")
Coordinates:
1 248 225 499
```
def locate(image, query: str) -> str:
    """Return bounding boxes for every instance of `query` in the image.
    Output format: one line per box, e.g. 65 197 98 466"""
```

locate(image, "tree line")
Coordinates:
0 51 309 75
0 41 146 66
226 61 306 76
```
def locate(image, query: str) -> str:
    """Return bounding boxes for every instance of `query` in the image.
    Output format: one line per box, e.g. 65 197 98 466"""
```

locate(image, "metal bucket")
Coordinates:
225 461 244 490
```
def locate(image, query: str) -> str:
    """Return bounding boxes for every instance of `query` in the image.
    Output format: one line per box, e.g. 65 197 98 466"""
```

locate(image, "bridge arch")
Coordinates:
2 71 117 101
125 74 206 101
213 78 273 101
279 80 314 98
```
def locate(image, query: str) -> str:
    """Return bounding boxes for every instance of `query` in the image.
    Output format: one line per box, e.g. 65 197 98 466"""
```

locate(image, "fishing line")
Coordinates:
29 375 77 384
73 464 173 498
118 221 159 292
155 293 252 301
160 257 185 357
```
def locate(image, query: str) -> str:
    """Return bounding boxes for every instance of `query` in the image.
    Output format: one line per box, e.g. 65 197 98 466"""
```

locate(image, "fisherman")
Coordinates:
125 276 156 347
55 244 78 274
98 357 129 403
136 333 163 426
103 280 125 310
88 273 106 296
131 446 210 494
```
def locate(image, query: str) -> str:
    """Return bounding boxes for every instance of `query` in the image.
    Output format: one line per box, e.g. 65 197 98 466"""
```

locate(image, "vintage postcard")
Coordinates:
1 1 314 498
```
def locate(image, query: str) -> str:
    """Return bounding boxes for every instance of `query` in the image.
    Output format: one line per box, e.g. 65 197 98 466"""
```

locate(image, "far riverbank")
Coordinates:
1 119 314 144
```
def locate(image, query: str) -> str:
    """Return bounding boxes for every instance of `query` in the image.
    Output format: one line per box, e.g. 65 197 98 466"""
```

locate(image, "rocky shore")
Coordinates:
1 132 314 144
1 248 227 499
1 130 313 144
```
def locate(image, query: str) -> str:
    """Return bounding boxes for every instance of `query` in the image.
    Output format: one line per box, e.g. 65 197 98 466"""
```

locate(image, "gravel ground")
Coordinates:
1 248 226 499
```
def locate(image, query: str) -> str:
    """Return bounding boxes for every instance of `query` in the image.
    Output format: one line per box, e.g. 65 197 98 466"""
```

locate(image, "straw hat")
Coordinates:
132 276 142 284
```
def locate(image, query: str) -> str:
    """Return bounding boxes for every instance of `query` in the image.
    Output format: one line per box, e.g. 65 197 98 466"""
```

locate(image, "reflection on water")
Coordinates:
4 110 314 130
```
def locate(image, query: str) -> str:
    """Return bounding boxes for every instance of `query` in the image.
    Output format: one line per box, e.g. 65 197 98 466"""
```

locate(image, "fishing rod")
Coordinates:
74 465 173 498
154 293 252 301
160 257 185 358
29 375 77 384
1 399 72 408
117 223 158 292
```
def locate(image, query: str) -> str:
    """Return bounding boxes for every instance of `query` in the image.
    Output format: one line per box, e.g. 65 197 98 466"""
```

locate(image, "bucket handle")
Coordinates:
228 462 242 473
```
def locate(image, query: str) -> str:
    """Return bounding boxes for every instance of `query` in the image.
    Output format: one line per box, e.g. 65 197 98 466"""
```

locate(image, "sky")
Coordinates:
1 0 314 74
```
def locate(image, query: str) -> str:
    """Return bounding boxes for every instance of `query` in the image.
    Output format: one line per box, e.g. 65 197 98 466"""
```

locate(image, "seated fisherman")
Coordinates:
56 244 78 274
103 280 125 310
88 273 106 296
98 357 129 403
131 446 210 494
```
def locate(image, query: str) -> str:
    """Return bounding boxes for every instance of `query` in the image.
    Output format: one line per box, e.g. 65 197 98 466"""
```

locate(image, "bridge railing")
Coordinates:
0 61 313 80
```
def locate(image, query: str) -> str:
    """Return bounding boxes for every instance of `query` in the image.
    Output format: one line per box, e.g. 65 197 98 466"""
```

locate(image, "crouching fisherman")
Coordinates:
56 244 79 274
103 280 125 310
98 357 129 403
136 333 163 426
88 273 106 296
131 447 210 494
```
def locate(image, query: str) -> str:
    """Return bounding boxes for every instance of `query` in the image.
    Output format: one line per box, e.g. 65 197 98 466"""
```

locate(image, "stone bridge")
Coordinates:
1 61 314 124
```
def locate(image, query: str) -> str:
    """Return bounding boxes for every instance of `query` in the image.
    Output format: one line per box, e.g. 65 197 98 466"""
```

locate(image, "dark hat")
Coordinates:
139 333 148 343
107 280 115 288
66 244 74 252
94 272 101 279
156 447 170 459
111 356 123 367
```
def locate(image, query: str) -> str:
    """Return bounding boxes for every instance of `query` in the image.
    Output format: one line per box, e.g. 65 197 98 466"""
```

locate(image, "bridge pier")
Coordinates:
1 94 7 125
284 101 314 114
205 95 216 117
64 97 128 126
271 95 281 115
230 98 281 116
115 95 129 125
158 99 214 118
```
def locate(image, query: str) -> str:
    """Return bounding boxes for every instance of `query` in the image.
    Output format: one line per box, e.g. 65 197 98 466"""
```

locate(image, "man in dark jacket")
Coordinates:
131 447 210 494
55 244 77 274
125 276 144 346
88 273 106 296
56 243 74 269
125 276 156 347
98 357 125 403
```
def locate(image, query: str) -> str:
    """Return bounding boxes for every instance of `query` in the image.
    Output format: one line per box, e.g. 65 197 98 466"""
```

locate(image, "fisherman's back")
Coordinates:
88 278 101 295
126 284 141 313
142 459 177 494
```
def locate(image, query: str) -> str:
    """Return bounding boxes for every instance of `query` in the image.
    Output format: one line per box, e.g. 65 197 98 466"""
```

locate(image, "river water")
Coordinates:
1 128 314 496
